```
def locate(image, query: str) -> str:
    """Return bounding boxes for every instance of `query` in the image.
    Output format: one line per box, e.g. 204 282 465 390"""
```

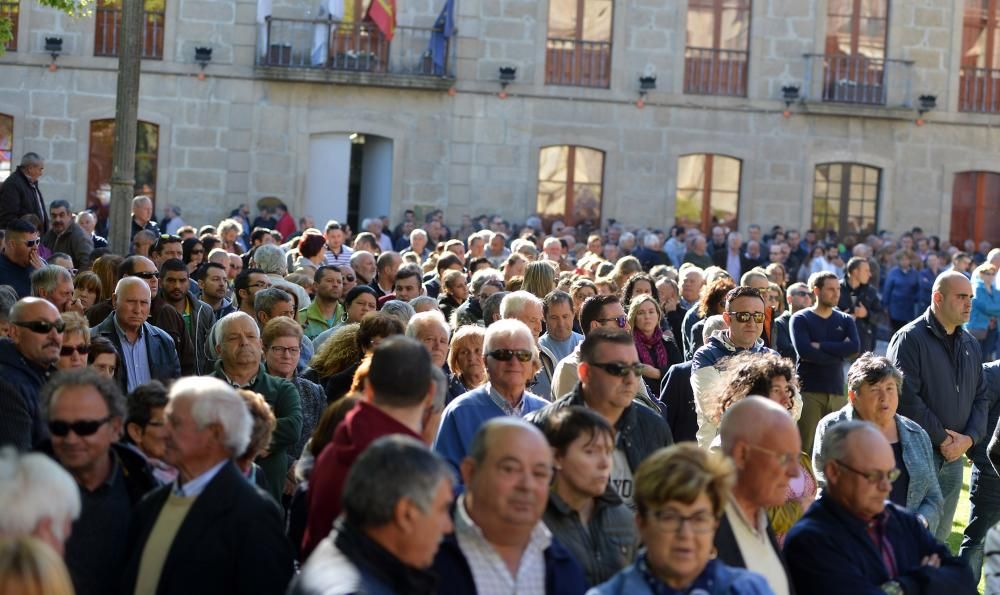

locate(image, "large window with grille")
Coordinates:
537 145 604 227
86 119 160 219
960 0 1000 112
94 0 165 59
822 0 889 104
545 0 613 88
812 163 880 238
675 154 741 233
684 0 750 96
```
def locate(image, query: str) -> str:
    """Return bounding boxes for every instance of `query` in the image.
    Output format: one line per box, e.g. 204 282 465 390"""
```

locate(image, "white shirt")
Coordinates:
173 460 228 498
610 447 634 508
454 494 550 595
725 499 790 595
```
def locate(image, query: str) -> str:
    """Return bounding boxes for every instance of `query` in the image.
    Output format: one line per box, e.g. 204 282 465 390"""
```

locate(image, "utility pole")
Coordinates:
108 0 143 254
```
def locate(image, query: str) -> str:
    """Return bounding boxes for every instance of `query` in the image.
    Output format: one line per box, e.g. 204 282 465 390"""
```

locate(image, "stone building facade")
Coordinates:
0 0 997 244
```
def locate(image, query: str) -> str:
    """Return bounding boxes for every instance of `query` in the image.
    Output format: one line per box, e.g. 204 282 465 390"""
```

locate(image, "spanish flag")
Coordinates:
365 0 396 40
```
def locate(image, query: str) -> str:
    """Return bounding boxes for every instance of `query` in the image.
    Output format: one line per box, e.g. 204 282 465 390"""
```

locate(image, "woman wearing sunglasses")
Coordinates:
181 238 205 276
56 313 90 371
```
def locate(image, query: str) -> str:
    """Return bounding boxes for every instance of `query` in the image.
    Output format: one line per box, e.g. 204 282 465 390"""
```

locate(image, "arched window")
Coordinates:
675 153 741 233
812 162 880 239
86 119 160 222
684 0 751 96
94 0 165 59
959 0 1000 112
536 145 604 227
951 171 1000 246
0 113 12 182
545 0 613 87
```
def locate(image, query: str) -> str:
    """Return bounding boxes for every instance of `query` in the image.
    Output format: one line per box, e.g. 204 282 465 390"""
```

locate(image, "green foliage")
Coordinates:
0 0 93 56
0 17 11 55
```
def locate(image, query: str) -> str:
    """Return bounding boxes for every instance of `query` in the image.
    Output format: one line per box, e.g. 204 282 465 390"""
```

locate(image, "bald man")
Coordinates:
0 297 63 449
888 271 989 542
716 397 797 595
786 420 974 595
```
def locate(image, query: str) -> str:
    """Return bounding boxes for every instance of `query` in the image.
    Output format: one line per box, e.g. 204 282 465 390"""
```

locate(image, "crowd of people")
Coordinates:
0 150 999 594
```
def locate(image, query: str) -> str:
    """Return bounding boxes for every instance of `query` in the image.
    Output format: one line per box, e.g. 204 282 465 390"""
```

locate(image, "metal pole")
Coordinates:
108 0 143 254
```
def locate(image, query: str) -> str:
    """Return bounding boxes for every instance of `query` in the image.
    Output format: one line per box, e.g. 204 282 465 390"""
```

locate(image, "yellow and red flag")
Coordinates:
365 0 396 41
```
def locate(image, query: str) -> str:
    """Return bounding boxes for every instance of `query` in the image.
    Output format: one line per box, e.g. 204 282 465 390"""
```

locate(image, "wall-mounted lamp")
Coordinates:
45 37 63 72
498 66 516 99
781 85 800 117
916 94 936 126
636 75 656 108
195 46 213 80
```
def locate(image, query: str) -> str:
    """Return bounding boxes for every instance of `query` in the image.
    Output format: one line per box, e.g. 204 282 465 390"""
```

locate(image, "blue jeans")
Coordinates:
959 463 1000 581
933 453 965 544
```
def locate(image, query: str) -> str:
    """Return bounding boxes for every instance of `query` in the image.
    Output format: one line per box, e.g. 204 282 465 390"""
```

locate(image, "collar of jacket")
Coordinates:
334 518 438 595
567 383 636 434
920 306 968 344
708 329 765 353
548 484 624 518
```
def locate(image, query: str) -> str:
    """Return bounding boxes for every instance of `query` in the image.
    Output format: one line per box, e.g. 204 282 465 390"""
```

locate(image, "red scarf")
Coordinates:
634 327 670 370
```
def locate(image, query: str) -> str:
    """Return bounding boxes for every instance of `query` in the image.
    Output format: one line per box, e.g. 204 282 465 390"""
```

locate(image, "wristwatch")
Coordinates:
881 580 904 595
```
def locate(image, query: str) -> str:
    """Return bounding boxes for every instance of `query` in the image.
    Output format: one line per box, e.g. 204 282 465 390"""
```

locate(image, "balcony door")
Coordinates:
951 172 1000 246
684 0 751 96
822 0 889 104
960 0 1000 112
545 0 613 88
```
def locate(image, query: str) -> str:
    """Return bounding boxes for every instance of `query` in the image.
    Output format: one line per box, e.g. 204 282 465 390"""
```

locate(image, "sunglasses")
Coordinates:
132 271 158 280
487 349 533 362
13 319 66 334
191 249 205 255
343 275 356 282
21 238 41 248
48 416 112 437
60 344 91 356
590 361 644 377
728 311 765 323
596 316 627 328
790 291 810 298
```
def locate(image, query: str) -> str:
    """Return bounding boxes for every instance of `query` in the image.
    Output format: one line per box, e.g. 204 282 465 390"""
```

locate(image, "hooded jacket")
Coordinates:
301 401 421 560
691 330 777 447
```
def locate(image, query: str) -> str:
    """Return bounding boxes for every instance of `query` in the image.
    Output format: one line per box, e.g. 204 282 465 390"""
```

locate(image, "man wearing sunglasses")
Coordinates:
691 286 778 447
0 219 42 298
790 271 860 454
42 368 158 595
528 328 672 508
0 297 63 450
786 420 973 595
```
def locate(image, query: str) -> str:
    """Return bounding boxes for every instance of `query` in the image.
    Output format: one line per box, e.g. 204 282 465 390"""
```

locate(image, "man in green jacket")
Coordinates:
212 311 302 502
298 265 344 340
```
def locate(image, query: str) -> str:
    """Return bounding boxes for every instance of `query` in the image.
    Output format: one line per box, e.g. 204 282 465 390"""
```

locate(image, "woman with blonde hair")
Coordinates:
0 536 75 595
56 313 91 371
71 271 101 311
91 254 123 302
611 255 643 290
217 218 245 254
304 323 361 383
522 260 558 299
446 325 487 402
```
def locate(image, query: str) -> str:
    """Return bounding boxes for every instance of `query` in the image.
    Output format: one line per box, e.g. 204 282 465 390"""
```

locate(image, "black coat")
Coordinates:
0 167 47 231
0 339 55 450
91 315 181 394
838 278 883 354
659 361 698 443
120 460 295 595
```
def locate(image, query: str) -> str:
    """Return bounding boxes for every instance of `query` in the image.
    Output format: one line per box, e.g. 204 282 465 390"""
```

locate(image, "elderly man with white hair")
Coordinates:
121 376 295 595
210 311 301 504
0 446 80 555
407 310 450 370
130 195 159 240
252 243 312 309
501 289 557 399
91 276 180 393
433 318 548 481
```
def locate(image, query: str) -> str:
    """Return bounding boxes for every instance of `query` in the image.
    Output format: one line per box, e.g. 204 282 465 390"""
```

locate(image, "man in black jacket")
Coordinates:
0 152 47 232
838 256 883 354
528 328 673 507
888 271 990 542
121 376 294 595
42 368 158 595
773 282 812 360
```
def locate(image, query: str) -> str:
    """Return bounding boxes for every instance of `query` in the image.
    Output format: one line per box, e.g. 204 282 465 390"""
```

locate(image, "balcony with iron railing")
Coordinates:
959 66 1000 113
803 53 914 108
545 39 611 88
94 3 164 58
684 47 748 97
256 17 454 90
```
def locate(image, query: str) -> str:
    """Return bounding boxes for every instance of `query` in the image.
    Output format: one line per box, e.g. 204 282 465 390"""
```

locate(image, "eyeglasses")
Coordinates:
343 275 356 282
835 459 901 485
268 345 301 357
728 311 765 323
790 291 810 298
48 416 112 437
747 443 797 467
60 344 91 356
248 282 271 289
131 271 158 280
487 349 533 362
595 316 627 328
589 361 644 378
648 510 717 534
191 249 205 255
159 234 180 241
13 319 65 334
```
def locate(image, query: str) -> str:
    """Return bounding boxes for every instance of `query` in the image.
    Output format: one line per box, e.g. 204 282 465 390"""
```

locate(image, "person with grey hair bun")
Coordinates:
41 368 158 595
813 353 943 535
785 420 974 595
121 376 295 595
291 436 454 595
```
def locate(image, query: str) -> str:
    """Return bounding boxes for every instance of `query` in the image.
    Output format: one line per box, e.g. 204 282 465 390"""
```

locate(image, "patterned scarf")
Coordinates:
635 327 670 369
